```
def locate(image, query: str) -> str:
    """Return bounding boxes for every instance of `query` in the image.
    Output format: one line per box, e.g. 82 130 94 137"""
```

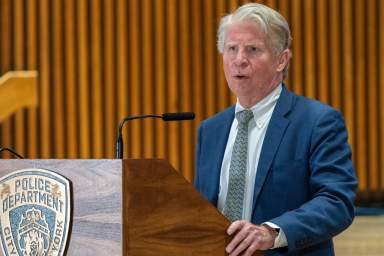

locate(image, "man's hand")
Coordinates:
226 220 277 256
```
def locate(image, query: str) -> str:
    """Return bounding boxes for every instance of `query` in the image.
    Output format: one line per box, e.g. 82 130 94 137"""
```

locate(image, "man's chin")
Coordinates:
229 83 254 94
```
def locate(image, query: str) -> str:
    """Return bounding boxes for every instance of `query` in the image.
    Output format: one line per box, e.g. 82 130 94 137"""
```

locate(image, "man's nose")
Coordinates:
234 49 249 67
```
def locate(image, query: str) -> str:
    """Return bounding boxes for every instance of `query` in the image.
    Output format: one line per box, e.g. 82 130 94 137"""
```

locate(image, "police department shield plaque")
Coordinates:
0 169 71 256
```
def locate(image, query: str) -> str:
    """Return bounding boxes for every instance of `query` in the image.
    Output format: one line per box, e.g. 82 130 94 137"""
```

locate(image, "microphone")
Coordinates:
0 147 24 159
116 112 195 159
162 112 195 121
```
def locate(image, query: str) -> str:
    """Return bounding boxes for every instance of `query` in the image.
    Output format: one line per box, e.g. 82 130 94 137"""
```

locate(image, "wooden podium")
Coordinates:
0 159 263 256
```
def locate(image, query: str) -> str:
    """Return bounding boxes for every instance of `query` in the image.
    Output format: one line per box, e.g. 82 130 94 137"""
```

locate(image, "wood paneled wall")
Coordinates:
0 0 383 202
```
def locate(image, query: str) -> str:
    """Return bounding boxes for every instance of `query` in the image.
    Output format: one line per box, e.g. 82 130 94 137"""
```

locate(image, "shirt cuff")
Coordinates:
263 221 288 249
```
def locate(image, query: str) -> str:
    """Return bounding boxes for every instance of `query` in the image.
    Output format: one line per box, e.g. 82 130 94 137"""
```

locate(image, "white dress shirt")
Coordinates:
217 84 287 248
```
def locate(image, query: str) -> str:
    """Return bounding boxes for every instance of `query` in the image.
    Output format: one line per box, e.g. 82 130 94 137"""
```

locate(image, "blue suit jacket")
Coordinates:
194 86 357 255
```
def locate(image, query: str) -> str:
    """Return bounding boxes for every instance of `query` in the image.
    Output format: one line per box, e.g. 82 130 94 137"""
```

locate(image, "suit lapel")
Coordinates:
252 86 294 210
205 106 235 204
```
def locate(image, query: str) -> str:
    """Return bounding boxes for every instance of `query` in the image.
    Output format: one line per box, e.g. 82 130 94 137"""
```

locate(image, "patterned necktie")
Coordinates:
223 109 254 222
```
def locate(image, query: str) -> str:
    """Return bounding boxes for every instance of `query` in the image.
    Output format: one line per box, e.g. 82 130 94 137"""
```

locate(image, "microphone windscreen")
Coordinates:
162 112 195 121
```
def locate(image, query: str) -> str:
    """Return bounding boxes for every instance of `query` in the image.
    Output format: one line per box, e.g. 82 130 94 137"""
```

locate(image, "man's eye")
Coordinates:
248 46 258 53
226 46 237 52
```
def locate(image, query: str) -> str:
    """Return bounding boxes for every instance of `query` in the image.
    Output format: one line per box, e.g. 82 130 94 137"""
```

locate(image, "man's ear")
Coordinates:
276 49 290 72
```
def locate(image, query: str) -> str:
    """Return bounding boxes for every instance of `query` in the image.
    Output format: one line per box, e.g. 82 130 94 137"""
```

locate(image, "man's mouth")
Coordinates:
234 75 249 80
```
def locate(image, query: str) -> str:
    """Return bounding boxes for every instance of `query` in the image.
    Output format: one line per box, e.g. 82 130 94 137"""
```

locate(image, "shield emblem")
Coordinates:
0 169 71 256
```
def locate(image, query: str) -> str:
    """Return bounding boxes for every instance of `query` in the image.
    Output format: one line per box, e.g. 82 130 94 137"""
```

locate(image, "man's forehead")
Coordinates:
225 23 267 45
224 40 264 47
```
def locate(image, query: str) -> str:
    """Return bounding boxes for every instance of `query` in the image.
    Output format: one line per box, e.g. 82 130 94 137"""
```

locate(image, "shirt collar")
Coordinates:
235 84 282 128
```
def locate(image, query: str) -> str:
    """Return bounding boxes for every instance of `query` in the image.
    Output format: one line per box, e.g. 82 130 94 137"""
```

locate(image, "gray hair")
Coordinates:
217 3 292 76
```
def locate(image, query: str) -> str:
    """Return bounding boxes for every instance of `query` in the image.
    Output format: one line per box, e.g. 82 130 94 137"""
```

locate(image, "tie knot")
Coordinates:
236 110 254 124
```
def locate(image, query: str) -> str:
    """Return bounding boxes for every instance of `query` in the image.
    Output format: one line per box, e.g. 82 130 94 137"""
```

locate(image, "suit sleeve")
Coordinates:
269 109 357 252
194 122 204 190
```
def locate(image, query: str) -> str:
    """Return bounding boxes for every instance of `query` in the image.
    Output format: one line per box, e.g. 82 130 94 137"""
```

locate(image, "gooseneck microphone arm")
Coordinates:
116 114 161 159
0 147 24 159
115 112 195 159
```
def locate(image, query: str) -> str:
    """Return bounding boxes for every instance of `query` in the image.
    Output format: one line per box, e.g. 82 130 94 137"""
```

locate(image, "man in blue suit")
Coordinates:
194 3 357 256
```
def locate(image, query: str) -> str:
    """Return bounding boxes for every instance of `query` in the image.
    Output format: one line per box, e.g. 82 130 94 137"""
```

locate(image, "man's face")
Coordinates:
223 21 286 101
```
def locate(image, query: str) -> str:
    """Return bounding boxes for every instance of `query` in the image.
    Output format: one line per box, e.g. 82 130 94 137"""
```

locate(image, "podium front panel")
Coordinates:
0 159 122 256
